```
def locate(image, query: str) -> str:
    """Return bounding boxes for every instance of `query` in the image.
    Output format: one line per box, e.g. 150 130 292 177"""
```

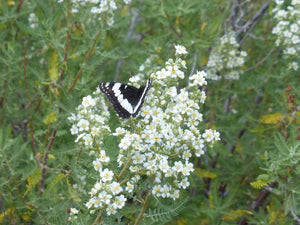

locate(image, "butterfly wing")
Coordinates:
99 79 152 119
131 79 152 117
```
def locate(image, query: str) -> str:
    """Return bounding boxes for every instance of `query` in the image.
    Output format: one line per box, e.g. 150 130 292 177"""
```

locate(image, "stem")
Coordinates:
291 206 300 224
92 210 103 225
238 182 278 225
134 192 152 225
59 0 71 87
67 31 101 93
39 129 57 195
22 39 42 168
3 151 37 210
117 157 132 180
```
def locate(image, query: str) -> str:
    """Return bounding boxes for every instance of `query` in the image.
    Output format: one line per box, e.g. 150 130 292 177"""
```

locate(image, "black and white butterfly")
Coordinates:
99 79 152 119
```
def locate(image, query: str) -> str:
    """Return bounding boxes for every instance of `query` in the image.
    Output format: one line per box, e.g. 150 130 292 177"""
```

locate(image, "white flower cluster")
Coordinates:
206 32 247 80
86 168 127 215
68 208 79 221
272 0 300 71
28 13 38 28
57 0 132 26
115 45 220 201
69 91 127 215
69 45 220 216
68 89 111 148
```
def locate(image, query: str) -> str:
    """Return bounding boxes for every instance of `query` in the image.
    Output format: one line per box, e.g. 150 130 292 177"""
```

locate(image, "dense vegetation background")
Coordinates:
0 0 299 224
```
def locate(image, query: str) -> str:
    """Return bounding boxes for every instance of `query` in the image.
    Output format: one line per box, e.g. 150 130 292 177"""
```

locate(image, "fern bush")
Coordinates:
0 0 299 224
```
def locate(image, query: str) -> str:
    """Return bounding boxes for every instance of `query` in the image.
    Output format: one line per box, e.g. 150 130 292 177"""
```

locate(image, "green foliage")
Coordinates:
0 0 300 224
143 198 188 224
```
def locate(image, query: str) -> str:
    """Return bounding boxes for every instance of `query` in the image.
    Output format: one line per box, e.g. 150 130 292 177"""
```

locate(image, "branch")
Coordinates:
229 0 242 29
22 39 42 169
291 206 300 224
117 157 132 181
238 182 278 225
12 176 37 209
67 31 101 93
59 0 72 86
39 129 57 195
92 210 103 225
16 0 24 13
4 150 38 210
235 1 269 40
134 192 152 225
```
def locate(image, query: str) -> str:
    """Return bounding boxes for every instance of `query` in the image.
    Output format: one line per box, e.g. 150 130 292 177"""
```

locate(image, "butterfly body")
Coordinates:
99 79 152 119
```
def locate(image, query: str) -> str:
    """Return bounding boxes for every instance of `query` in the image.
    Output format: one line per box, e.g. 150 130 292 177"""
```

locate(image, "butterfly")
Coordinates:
99 79 152 119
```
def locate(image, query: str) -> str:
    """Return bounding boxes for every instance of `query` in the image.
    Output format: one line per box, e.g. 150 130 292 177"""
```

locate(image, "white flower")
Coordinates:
113 127 126 136
182 163 193 176
173 161 183 173
171 189 180 200
90 127 100 136
99 191 112 204
290 23 299 32
285 47 296 55
182 150 192 160
83 134 93 146
159 158 170 173
178 177 190 189
77 119 89 131
106 205 116 215
132 153 145 164
165 86 177 98
291 61 299 70
68 113 76 122
129 74 141 83
174 45 188 55
107 17 114 26
94 181 102 191
86 199 94 209
200 91 206 104
110 181 123 195
92 197 102 208
189 71 207 87
202 129 214 142
152 185 161 197
213 130 221 141
99 150 110 162
166 64 184 79
70 125 78 135
71 8 79 13
113 195 127 209
100 168 114 182
91 7 101 14
283 30 292 38
119 135 131 150
93 159 102 171
28 13 38 28
109 0 117 10
160 184 171 198
70 208 79 215
275 9 288 18
82 95 96 108
125 182 134 193
100 0 108 10
291 35 300 44
275 0 284 5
